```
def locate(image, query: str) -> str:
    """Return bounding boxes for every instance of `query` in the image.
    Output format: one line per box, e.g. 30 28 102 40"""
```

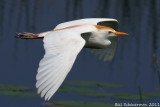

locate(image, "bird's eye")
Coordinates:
108 31 112 34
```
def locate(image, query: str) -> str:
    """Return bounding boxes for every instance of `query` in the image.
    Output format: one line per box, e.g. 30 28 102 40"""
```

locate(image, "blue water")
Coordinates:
0 0 160 106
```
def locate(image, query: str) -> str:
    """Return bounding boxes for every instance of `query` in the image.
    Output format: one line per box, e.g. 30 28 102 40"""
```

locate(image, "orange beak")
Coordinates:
114 32 128 36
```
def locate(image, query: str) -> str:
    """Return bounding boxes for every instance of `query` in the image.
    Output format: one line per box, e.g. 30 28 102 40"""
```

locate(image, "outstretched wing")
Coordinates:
54 18 119 62
36 30 85 100
91 36 118 62
54 18 118 30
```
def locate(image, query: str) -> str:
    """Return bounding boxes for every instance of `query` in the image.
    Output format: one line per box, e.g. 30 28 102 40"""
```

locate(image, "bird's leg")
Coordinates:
15 32 43 39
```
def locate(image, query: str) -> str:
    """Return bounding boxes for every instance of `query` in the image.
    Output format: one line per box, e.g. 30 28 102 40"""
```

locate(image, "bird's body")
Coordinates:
16 18 128 100
39 25 116 49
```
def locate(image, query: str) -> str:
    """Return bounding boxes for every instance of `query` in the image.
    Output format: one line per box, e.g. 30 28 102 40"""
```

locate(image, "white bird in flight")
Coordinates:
16 18 128 100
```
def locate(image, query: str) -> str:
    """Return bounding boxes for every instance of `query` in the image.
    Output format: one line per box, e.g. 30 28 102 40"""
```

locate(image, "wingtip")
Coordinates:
41 93 44 98
35 81 39 88
47 95 52 101
37 88 42 94
45 95 48 101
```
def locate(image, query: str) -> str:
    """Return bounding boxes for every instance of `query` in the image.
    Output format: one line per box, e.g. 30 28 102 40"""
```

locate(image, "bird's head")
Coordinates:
107 30 128 37
104 29 128 46
94 25 128 47
104 28 128 37
95 25 128 37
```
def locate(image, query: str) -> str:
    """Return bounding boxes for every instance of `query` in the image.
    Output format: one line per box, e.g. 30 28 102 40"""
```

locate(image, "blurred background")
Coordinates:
0 0 160 107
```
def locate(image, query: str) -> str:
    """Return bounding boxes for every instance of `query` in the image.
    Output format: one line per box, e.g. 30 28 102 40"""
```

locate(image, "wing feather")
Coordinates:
54 18 118 30
91 36 118 61
36 30 85 100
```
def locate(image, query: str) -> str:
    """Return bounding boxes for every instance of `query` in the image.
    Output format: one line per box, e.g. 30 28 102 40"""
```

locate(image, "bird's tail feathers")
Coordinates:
15 32 43 39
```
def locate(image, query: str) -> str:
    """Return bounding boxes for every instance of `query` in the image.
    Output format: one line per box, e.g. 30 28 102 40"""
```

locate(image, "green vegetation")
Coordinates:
59 86 114 98
65 80 123 88
144 91 160 97
59 86 97 94
43 100 115 107
112 93 151 100
0 83 33 91
0 83 38 97
0 81 160 102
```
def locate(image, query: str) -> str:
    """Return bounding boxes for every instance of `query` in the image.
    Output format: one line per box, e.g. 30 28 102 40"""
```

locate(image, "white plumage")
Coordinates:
54 18 118 29
16 18 128 100
54 18 119 61
36 25 93 100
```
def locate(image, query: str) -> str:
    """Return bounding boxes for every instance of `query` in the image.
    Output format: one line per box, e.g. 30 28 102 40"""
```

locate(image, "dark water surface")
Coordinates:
0 0 160 107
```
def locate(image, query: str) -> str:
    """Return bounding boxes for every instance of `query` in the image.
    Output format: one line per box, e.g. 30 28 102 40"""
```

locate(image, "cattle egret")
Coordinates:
16 18 128 100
